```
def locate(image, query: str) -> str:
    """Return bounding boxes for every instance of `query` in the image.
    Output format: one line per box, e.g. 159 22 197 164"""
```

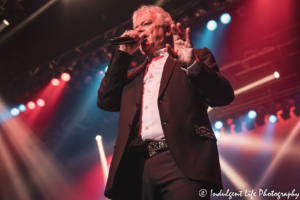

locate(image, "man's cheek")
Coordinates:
154 35 163 43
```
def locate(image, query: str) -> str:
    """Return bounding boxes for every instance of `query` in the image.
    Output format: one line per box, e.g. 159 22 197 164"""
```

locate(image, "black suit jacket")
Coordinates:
97 48 234 199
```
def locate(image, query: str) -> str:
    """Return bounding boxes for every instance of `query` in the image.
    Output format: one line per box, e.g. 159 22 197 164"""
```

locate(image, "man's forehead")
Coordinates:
133 12 157 27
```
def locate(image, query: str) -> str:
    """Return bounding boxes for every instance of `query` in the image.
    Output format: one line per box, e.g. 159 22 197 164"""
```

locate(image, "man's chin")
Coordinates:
140 44 156 55
140 45 151 55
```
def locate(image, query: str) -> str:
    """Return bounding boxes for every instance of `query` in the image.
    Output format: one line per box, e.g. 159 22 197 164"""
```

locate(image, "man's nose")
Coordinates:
136 26 144 34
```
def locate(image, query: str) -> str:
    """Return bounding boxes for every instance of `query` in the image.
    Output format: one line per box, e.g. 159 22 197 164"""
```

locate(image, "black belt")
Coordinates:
133 140 169 158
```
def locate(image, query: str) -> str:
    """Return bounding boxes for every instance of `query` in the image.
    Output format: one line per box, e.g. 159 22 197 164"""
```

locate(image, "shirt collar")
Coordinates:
147 47 169 62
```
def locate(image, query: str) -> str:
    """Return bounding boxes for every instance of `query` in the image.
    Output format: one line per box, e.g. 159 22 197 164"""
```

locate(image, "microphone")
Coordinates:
110 36 136 45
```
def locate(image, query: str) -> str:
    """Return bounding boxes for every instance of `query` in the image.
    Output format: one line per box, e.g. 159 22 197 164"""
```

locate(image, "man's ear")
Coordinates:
165 26 172 37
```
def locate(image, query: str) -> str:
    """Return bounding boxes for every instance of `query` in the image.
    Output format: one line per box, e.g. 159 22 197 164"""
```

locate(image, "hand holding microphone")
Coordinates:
113 30 144 55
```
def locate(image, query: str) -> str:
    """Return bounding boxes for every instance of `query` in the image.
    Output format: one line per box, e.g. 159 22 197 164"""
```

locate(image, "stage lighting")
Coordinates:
27 101 36 109
100 71 103 75
223 118 233 134
18 104 26 112
274 71 280 78
269 115 277 123
214 131 221 139
207 20 217 31
0 19 9 32
248 110 257 119
3 19 9 26
37 99 45 107
11 108 20 116
51 78 60 86
96 135 102 141
227 118 233 125
220 13 231 24
195 8 207 17
61 73 71 81
245 121 255 131
215 121 223 129
95 134 109 181
131 61 138 67
233 119 243 133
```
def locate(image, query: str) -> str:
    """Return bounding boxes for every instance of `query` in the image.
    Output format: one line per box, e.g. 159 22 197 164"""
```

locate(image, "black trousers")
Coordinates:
113 149 212 200
142 150 211 200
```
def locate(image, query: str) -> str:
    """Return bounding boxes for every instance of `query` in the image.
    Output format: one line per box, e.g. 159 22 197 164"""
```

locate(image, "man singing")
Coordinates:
97 5 234 200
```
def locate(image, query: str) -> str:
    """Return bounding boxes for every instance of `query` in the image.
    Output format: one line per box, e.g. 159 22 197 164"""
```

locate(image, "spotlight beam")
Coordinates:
0 133 32 200
0 99 81 200
219 156 251 190
234 74 275 95
96 136 109 183
0 0 57 45
255 119 300 189
208 72 278 112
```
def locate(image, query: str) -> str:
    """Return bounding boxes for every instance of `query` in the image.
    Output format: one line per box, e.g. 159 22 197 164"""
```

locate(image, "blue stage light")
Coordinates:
220 13 231 24
11 108 20 116
248 110 257 119
269 115 277 123
18 104 26 112
215 121 223 129
214 131 221 139
207 20 217 31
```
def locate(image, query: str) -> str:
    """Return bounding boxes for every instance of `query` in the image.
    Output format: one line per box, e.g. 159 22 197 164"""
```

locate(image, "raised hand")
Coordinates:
119 30 144 55
166 23 195 67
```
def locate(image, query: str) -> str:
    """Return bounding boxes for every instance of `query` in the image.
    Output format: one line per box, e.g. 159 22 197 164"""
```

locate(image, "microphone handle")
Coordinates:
110 36 136 45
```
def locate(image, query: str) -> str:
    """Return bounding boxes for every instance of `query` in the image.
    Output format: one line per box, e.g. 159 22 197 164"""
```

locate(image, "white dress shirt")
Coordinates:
140 48 201 141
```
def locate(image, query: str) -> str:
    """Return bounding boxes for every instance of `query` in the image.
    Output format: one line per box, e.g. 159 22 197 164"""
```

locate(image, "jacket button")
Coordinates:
163 122 167 125
128 124 132 129
136 102 139 107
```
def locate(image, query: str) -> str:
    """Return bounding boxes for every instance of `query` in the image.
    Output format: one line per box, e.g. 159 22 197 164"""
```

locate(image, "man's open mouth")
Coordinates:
141 36 148 45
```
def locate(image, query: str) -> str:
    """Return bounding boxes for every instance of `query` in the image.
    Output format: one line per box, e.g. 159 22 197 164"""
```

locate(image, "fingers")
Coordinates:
119 30 142 55
121 30 140 41
171 24 181 36
177 23 186 35
171 23 193 46
139 32 146 41
185 27 193 46
166 44 179 59
171 22 187 40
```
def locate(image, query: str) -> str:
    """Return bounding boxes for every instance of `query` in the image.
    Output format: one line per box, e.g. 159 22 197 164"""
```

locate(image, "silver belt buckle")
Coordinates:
147 140 168 158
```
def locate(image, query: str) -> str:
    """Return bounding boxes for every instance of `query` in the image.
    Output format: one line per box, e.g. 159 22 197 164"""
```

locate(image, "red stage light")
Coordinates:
61 73 71 81
131 61 138 67
27 101 36 109
51 78 60 86
37 99 45 107
227 118 233 125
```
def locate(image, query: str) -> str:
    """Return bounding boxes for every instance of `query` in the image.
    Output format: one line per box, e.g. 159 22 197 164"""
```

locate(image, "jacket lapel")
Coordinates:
158 56 177 98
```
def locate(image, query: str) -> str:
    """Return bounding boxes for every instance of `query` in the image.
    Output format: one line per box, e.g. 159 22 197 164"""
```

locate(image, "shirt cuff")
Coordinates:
181 57 201 76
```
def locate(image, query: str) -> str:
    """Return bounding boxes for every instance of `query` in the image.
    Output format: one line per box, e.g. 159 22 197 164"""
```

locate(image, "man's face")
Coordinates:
133 12 169 55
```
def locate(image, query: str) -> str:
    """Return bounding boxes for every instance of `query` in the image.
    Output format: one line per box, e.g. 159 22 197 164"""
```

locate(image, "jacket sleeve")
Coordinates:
97 49 132 112
189 48 235 107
